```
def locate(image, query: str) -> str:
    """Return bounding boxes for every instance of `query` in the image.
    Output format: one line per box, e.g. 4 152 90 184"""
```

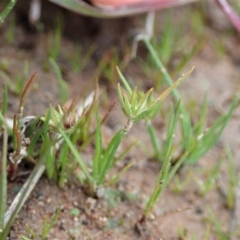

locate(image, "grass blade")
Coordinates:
0 0 17 24
49 57 69 103
99 130 123 184
3 157 46 239
58 128 91 181
0 126 8 234
187 97 238 163
92 112 102 182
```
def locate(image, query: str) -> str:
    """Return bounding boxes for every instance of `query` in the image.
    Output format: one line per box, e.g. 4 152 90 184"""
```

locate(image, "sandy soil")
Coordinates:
1 1 240 240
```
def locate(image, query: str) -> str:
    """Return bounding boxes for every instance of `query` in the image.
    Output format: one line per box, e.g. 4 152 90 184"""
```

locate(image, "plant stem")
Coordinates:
143 38 192 149
3 158 46 237
0 0 17 25
143 38 181 101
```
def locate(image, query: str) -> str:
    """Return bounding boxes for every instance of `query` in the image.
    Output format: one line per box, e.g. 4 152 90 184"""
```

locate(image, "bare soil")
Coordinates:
1 1 240 240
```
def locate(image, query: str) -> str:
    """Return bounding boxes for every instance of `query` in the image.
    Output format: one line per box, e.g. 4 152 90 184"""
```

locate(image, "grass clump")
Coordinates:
0 61 30 96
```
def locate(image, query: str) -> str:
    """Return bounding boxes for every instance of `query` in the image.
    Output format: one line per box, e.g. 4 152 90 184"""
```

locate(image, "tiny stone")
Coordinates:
85 197 96 211
38 201 44 206
82 219 89 225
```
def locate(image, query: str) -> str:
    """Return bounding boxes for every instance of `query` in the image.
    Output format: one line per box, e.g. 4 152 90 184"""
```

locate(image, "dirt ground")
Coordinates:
1 1 240 240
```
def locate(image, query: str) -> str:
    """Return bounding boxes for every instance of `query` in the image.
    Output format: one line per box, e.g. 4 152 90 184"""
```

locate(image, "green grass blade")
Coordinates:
174 38 205 74
116 67 132 95
42 205 61 238
161 104 177 160
0 71 18 94
192 95 208 136
143 38 180 101
27 115 50 157
0 126 8 234
49 57 69 103
42 134 56 180
144 101 181 216
135 88 153 113
3 157 46 239
146 121 161 161
154 67 194 104
1 84 8 116
0 0 17 24
143 38 193 149
58 128 91 181
92 112 102 182
99 130 123 184
187 97 238 163
0 85 8 128
20 236 31 240
160 101 181 174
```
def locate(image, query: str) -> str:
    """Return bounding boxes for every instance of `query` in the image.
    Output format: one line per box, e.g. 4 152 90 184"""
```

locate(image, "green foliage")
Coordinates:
1 9 238 237
68 44 96 72
142 38 237 166
186 97 237 163
91 112 127 188
5 12 15 44
144 101 181 217
49 57 69 103
46 16 63 60
41 205 61 239
117 66 193 122
195 161 222 196
224 145 239 209
0 0 17 25
206 207 231 240
0 58 9 72
0 85 8 128
0 61 29 96
20 205 61 240
141 9 205 86
0 124 8 237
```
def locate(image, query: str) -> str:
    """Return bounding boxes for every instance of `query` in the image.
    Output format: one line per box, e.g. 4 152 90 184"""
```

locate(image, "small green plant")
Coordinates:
46 16 63 60
206 207 231 240
68 43 96 72
222 145 239 210
20 205 61 240
195 161 222 196
0 60 29 95
141 38 238 165
142 101 181 220
171 173 192 194
133 38 238 222
140 10 205 87
0 73 38 239
5 12 15 44
96 47 130 85
0 72 76 238
49 57 69 103
57 66 192 197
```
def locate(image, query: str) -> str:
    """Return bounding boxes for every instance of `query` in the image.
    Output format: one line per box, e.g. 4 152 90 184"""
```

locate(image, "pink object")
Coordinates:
92 0 163 9
216 0 240 33
49 0 240 33
91 0 197 10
